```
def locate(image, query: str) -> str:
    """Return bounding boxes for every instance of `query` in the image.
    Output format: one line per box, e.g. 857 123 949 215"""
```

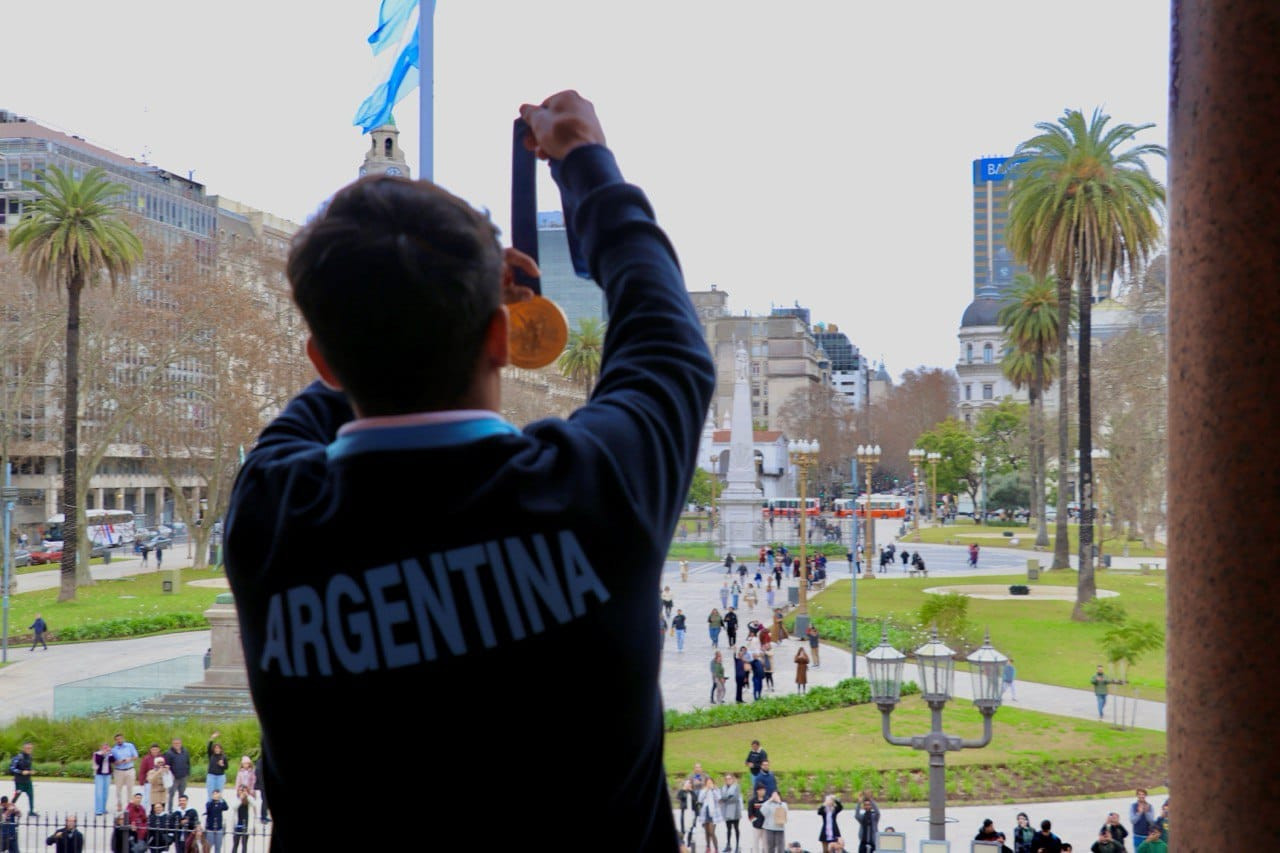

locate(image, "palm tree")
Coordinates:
557 316 606 396
1007 109 1165 618
7 166 143 601
999 273 1067 550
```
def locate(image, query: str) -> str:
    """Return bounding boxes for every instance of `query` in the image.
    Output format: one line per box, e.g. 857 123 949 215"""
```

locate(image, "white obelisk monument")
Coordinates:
717 342 764 554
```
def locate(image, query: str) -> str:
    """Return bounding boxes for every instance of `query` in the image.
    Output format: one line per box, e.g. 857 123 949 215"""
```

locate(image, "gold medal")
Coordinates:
507 295 569 369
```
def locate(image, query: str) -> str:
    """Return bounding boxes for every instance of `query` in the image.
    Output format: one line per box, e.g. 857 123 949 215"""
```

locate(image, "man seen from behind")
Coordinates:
224 90 715 850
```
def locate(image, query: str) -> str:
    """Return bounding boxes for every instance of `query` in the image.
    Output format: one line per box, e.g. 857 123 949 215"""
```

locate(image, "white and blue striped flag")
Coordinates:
353 0 426 132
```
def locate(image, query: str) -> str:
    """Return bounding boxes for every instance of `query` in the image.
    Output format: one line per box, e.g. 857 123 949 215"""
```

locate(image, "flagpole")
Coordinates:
418 0 435 180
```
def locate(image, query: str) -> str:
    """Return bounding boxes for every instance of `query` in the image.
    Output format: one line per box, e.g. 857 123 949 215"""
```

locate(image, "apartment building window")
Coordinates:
982 384 994 400
983 343 993 364
964 384 972 401
966 343 973 364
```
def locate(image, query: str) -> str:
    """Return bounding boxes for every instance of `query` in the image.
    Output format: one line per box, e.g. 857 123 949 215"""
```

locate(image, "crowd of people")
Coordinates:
5 732 268 852
660 553 825 705
674 740 885 853
674 741 1171 853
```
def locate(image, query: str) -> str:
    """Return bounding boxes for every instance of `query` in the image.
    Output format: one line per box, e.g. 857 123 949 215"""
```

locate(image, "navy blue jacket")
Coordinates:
225 145 714 850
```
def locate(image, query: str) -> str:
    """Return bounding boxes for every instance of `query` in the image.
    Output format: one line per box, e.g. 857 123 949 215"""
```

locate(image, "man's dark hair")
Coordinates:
1041 820 1052 831
288 175 503 415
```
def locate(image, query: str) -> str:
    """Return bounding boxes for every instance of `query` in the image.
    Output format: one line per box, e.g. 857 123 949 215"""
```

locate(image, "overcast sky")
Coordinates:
2 1 1170 376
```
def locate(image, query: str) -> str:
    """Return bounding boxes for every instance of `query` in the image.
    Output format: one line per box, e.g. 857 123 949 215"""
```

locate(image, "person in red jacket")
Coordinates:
126 792 149 842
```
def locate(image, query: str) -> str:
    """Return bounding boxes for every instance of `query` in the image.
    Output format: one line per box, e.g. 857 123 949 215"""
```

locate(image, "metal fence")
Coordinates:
0 810 272 852
52 656 207 719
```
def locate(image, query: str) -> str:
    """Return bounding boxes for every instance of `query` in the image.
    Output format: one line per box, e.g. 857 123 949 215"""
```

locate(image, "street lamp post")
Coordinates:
909 448 925 541
855 445 880 580
788 439 820 637
927 452 942 524
868 627 1008 841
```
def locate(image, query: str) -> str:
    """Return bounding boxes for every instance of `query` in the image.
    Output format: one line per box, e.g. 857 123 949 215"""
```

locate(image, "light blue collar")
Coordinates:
327 418 520 460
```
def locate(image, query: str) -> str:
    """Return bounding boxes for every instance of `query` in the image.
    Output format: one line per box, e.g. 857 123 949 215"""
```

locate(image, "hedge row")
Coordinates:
33 614 209 643
1 717 262 772
663 678 919 732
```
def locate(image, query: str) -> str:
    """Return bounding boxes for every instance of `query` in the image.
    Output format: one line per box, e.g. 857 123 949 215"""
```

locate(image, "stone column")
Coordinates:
135 488 145 518
1167 0 1280 837
199 593 249 688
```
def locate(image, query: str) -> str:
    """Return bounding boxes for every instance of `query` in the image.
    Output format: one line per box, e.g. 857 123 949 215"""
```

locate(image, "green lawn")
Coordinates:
3 569 223 641
808 572 1167 701
665 700 1165 773
908 520 1165 558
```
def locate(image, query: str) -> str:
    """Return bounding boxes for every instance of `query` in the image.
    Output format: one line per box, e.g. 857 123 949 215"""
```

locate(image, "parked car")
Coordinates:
138 535 173 551
28 544 109 564
12 548 32 567
29 547 61 565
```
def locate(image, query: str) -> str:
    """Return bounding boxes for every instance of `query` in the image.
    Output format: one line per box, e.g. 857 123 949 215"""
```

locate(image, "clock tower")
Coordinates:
359 122 411 179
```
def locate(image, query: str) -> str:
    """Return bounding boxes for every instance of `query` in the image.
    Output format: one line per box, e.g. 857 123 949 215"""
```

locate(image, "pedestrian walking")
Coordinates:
719 581 730 610
708 608 724 647
745 583 758 612
1003 658 1017 701
9 742 36 816
750 654 765 700
901 550 910 570
29 613 48 651
661 586 674 619
710 651 727 705
734 648 749 704
681 560 690 582
1091 665 1122 719
762 642 775 692
730 580 741 610
724 607 739 647
673 610 687 652
794 646 809 693
765 581 775 610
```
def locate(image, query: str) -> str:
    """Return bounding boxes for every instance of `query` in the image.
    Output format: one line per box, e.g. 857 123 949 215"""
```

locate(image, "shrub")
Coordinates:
1082 597 1128 624
1 716 262 773
53 613 208 642
663 678 919 732
802 617 913 654
918 593 974 648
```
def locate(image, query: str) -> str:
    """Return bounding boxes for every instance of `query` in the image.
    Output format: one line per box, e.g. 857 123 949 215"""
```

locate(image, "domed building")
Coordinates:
955 294 1027 424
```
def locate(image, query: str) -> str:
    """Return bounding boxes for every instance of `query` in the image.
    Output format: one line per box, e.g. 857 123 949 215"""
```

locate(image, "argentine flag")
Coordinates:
353 0 426 132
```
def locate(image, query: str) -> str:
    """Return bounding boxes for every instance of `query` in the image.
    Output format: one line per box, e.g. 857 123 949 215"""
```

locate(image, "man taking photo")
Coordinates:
225 90 714 850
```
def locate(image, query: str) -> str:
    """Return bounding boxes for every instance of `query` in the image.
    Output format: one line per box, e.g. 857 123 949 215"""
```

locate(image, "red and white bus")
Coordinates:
762 497 821 518
852 494 907 519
